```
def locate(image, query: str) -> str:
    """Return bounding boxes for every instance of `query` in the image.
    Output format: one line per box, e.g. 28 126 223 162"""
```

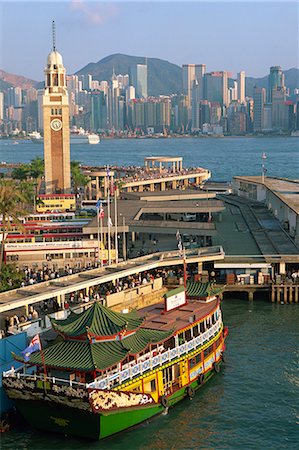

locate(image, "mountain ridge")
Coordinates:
1 54 298 98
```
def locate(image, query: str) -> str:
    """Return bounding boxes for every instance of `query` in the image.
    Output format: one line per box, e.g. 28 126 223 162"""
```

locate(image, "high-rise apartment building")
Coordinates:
272 86 289 130
43 45 71 194
237 71 246 103
253 86 266 132
80 74 92 91
90 91 107 131
268 66 284 102
130 64 147 98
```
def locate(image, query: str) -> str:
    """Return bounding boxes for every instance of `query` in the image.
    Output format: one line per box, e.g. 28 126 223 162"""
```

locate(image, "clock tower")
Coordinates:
43 23 71 194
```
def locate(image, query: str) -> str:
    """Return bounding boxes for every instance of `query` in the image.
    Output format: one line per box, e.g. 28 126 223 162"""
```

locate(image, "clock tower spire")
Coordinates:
43 21 71 194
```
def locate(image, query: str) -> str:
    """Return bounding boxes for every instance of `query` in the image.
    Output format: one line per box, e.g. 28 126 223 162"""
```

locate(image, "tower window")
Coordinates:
54 64 57 70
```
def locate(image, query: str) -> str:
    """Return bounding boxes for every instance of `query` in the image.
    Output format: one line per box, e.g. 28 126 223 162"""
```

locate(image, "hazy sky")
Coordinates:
0 1 298 80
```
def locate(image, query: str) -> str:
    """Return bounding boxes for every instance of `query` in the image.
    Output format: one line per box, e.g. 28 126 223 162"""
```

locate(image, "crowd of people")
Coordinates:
1 267 186 338
16 263 100 288
117 166 206 185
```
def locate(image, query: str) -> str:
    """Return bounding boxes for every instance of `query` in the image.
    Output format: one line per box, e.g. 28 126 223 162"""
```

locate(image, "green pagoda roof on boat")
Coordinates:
186 281 224 299
51 302 144 339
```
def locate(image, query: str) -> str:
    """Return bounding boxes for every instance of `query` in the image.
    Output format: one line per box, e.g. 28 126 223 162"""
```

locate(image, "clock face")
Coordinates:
51 118 62 131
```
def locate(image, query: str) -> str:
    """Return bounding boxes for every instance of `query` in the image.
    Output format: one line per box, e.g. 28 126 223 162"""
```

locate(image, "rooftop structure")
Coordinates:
232 176 299 246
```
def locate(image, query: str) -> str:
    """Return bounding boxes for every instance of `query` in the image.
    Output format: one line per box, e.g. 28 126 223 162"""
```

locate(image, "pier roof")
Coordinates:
233 176 299 215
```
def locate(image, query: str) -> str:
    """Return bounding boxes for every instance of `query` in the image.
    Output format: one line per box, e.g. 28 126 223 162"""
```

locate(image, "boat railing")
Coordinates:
88 315 223 390
2 369 86 389
3 316 222 391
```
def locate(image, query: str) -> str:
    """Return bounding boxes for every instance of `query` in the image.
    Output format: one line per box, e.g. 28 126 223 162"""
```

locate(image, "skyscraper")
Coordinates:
253 86 266 132
43 26 71 194
130 64 147 98
183 64 206 104
237 71 246 103
203 72 229 107
268 66 284 102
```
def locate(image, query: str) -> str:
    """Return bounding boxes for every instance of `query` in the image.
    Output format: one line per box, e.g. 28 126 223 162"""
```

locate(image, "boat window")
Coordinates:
204 346 213 358
150 379 156 392
132 385 141 393
189 357 196 369
164 336 175 349
193 324 199 337
185 329 192 341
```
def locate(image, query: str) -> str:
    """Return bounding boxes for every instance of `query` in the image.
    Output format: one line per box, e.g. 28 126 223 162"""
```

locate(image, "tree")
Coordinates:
71 161 90 205
29 157 44 194
0 263 23 293
0 179 26 271
11 164 30 181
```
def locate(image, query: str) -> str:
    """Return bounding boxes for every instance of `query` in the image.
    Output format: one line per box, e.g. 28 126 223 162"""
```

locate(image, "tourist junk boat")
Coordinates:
3 281 228 440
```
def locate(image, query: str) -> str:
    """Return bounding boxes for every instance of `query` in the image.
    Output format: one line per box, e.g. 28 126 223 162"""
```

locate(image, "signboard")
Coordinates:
164 286 186 312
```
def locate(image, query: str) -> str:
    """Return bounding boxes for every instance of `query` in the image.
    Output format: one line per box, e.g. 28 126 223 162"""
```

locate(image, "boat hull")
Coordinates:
7 365 219 440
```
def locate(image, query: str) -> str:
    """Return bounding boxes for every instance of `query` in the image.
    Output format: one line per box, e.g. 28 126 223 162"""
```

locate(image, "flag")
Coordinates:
176 230 181 241
22 334 41 362
99 207 105 219
96 199 101 210
108 217 113 227
106 165 110 177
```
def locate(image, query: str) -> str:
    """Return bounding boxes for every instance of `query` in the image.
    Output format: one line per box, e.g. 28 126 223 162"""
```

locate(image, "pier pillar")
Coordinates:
271 286 275 303
172 180 176 189
127 186 132 193
161 181 166 191
248 291 254 301
198 262 203 275
278 286 282 303
279 262 286 275
96 177 100 199
289 286 293 304
57 293 65 308
184 178 188 187
138 185 143 192
284 286 288 303
294 286 298 303
150 183 155 192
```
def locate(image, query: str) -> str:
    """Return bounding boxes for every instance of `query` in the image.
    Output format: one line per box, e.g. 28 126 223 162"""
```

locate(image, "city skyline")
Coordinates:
0 1 298 80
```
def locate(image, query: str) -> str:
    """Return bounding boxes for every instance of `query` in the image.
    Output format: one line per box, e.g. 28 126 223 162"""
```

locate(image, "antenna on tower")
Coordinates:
52 20 56 51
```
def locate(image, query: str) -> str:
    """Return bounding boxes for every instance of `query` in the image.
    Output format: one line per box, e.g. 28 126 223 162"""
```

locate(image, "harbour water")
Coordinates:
1 136 298 448
2 299 298 449
0 136 298 180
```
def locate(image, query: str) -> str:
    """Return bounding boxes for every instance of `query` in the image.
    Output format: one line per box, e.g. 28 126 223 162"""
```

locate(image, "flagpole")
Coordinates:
38 335 47 391
97 207 100 264
183 247 187 288
114 188 118 264
100 216 103 267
